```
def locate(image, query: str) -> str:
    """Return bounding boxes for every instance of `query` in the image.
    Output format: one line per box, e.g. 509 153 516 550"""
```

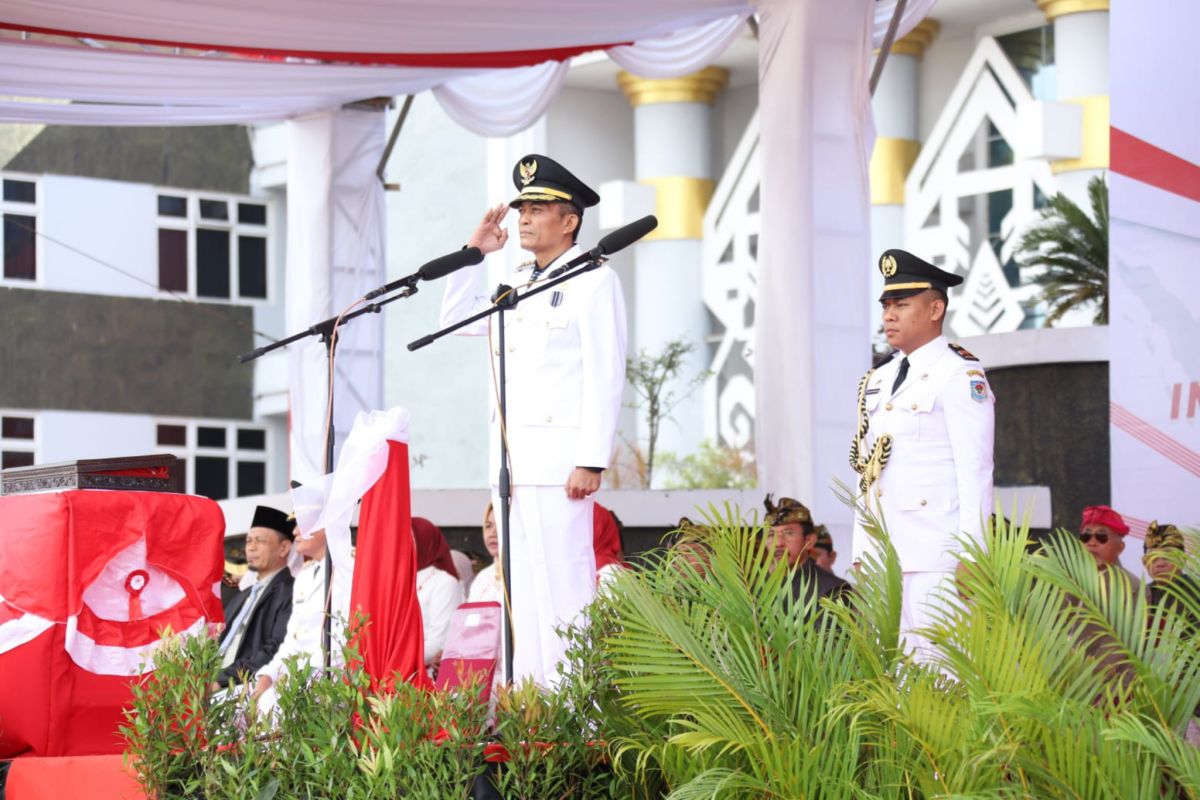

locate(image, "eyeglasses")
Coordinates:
1078 530 1109 545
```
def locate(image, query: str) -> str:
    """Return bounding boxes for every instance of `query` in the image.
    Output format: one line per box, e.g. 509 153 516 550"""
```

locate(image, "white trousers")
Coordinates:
900 571 954 664
493 485 596 688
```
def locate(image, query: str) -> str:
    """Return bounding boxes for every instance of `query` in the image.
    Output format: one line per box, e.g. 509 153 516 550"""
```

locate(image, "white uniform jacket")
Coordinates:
439 246 628 486
256 557 351 684
851 335 996 573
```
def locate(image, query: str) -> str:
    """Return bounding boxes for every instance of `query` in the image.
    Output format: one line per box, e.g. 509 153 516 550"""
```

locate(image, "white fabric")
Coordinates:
752 0 873 527
900 570 953 664
0 0 751 56
0 39 476 126
494 486 596 688
416 565 463 667
435 60 570 138
608 13 749 78
79 538 184 620
286 110 388 486
0 606 54 657
450 550 476 596
871 0 937 50
467 562 503 604
292 406 411 589
439 247 629 486
850 336 996 572
1108 0 1200 553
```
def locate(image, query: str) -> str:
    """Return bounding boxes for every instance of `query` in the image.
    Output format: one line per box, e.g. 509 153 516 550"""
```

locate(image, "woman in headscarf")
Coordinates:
412 517 463 676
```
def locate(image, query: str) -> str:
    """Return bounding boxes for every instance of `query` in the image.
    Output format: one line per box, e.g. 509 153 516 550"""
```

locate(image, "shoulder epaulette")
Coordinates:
948 343 979 361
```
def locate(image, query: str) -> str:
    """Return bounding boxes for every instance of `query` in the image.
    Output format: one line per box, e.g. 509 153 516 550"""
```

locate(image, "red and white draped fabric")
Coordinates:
0 491 225 757
1108 0 1200 558
292 406 426 690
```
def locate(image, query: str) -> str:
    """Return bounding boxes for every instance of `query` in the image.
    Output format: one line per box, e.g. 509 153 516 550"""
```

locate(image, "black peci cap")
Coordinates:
878 249 963 301
509 154 600 211
250 505 296 541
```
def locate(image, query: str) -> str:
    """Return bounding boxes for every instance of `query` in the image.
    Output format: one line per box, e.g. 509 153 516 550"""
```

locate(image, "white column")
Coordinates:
752 0 873 529
1039 0 1109 206
869 20 937 305
286 105 388 484
617 67 727 486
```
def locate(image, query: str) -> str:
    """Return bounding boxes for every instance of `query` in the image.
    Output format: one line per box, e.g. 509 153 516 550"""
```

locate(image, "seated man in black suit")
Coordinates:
763 495 851 613
213 506 296 690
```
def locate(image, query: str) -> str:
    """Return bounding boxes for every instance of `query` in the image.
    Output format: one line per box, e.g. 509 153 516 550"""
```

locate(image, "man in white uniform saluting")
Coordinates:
440 154 627 687
850 249 995 659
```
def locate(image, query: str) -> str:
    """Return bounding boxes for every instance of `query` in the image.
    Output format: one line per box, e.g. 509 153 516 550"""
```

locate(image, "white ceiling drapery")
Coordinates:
0 0 931 133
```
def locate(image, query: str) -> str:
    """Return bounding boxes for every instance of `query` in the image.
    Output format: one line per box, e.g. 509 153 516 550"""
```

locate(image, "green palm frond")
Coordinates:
1017 175 1109 325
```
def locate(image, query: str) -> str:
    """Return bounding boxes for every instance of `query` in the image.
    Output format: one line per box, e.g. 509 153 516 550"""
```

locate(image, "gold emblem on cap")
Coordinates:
519 159 538 187
881 254 898 278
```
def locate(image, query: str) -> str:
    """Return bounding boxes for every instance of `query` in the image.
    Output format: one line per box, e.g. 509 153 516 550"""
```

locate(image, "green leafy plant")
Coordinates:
1017 175 1109 326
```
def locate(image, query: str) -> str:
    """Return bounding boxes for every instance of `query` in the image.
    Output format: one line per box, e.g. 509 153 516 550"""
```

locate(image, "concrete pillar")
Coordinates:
869 19 939 305
617 67 727 486
1038 0 1109 206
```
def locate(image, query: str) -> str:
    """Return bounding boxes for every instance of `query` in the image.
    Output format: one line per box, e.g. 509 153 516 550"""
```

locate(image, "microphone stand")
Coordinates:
238 274 423 673
408 254 609 686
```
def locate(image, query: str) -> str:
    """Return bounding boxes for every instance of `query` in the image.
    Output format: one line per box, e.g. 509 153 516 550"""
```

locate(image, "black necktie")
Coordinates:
891 357 909 396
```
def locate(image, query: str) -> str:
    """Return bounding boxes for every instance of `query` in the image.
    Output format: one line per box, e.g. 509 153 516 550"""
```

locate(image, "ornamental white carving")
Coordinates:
905 37 1056 336
702 112 760 450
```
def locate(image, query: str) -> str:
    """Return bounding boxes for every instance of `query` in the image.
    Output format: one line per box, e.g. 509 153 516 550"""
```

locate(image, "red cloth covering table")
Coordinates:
5 755 145 800
0 490 224 758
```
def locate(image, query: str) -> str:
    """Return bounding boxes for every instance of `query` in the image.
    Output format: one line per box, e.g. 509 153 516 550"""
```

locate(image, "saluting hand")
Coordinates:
468 203 511 254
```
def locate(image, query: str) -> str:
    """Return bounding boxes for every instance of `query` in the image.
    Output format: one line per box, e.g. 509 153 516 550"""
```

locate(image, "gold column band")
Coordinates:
890 18 941 58
870 137 921 205
1037 0 1109 21
617 66 729 108
638 176 714 240
1051 96 1109 174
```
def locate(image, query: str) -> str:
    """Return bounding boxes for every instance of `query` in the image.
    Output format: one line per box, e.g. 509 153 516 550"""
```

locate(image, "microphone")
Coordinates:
418 246 484 281
545 215 658 279
595 214 658 258
363 247 484 300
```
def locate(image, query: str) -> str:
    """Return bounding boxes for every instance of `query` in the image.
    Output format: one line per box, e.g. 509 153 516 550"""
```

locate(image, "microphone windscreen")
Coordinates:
597 215 658 256
418 247 484 281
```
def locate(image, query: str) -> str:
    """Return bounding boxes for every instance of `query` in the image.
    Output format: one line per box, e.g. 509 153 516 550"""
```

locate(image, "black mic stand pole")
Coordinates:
408 254 609 686
238 276 423 673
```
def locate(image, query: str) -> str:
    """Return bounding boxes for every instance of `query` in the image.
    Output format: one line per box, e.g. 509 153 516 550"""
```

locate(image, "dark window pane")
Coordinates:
237 461 266 496
237 428 266 451
157 228 188 292
2 417 34 439
199 199 229 221
2 451 35 469
3 180 36 204
238 236 267 298
197 426 226 448
4 214 36 280
157 195 187 217
238 203 267 225
196 228 230 298
156 424 186 446
195 456 229 500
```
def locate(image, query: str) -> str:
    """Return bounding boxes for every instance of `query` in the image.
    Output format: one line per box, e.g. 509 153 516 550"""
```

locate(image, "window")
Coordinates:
2 177 37 282
155 193 270 301
1 413 36 470
997 26 1055 102
154 420 269 499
